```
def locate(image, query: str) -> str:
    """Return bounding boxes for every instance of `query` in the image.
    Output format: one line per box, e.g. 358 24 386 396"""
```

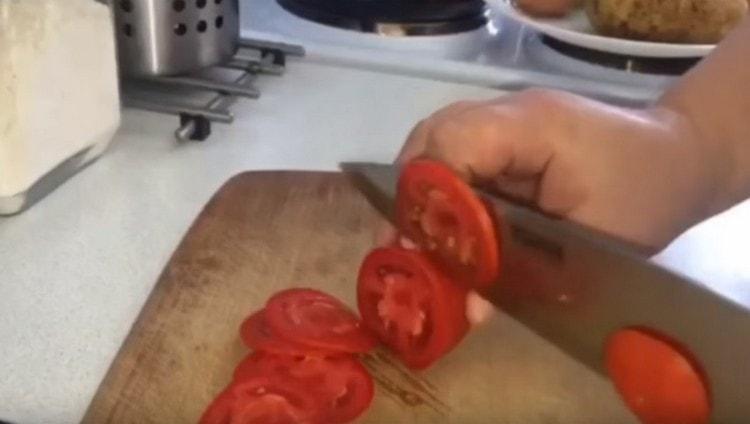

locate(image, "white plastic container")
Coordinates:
0 0 121 215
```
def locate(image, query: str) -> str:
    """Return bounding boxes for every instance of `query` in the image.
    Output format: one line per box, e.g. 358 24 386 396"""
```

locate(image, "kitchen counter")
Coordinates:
0 61 499 424
2 58 750 424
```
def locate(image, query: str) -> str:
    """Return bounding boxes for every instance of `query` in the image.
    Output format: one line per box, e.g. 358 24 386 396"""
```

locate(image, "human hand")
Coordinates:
377 89 723 251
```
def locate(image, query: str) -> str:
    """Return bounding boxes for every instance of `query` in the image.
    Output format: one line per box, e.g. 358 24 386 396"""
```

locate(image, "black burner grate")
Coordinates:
277 0 487 35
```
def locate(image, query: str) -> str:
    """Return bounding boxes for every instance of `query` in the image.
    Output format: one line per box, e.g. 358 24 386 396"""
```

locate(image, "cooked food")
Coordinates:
516 0 580 17
586 0 747 44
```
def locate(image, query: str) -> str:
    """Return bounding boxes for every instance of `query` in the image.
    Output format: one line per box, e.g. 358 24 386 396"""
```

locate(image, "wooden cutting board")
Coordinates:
82 171 637 424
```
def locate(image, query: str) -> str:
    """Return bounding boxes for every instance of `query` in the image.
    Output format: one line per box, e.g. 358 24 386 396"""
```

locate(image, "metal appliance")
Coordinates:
112 0 240 76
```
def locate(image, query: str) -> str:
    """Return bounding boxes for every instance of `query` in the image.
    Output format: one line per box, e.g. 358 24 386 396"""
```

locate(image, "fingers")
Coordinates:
422 98 556 187
379 89 579 246
395 100 488 166
413 89 584 214
492 173 543 203
374 101 489 248
373 220 398 247
465 291 496 326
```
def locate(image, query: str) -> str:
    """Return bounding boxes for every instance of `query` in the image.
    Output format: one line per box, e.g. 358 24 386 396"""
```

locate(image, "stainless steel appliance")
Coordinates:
112 0 240 76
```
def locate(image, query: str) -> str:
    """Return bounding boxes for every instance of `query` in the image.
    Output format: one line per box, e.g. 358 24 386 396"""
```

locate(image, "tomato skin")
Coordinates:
296 355 375 424
200 387 236 424
229 377 319 424
213 287 379 424
232 352 374 424
200 377 319 424
233 351 276 382
605 327 711 424
357 247 470 370
264 288 377 354
239 310 331 356
396 159 500 291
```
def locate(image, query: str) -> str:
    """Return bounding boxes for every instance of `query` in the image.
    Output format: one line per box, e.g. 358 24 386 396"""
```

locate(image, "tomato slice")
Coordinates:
200 386 236 424
230 377 319 424
199 373 324 424
199 377 317 424
233 351 274 382
396 159 500 290
357 247 470 369
232 353 374 424
286 355 375 424
240 310 330 356
604 327 711 424
264 288 377 354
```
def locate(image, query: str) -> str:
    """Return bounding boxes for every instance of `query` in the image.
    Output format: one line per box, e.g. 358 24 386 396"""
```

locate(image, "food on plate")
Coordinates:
604 327 710 424
516 0 580 17
357 247 470 369
397 159 500 291
586 0 747 44
264 288 377 354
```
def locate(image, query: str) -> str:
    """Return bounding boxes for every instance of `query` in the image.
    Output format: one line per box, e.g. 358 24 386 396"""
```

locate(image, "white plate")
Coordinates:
496 1 714 58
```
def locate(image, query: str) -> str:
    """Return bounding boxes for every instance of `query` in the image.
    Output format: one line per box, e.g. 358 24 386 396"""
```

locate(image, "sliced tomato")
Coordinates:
605 327 711 424
233 352 318 384
200 378 317 424
200 386 236 424
357 247 469 369
264 288 377 354
396 159 500 290
229 376 320 424
240 310 330 356
284 355 374 424
233 351 273 382
232 352 374 424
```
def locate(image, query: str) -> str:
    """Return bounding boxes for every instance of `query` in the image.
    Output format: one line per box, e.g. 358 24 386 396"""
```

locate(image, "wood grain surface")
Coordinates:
82 171 636 424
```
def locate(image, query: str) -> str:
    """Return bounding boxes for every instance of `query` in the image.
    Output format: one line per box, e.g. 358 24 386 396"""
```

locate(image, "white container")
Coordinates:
0 0 121 215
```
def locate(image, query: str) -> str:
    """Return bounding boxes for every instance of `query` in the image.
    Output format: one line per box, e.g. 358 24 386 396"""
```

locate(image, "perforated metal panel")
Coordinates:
112 0 239 76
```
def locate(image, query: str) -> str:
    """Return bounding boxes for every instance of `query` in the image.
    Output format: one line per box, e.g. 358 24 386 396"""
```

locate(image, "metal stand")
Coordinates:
121 38 305 142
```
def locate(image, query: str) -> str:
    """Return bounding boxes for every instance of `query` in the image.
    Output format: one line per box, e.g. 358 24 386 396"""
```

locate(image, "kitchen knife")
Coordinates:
341 161 750 422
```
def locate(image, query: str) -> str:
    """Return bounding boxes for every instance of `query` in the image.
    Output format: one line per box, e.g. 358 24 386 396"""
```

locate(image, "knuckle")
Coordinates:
408 118 429 137
516 88 566 111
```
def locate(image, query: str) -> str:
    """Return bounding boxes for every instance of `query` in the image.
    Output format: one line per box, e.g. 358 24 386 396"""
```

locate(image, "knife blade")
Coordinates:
341 161 750 422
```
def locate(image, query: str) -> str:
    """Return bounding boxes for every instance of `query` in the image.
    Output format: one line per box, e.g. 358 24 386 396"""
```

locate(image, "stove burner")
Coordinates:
542 36 700 76
277 0 487 35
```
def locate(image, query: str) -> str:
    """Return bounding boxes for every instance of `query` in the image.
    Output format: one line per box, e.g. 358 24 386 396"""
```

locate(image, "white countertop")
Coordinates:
2 58 750 424
0 60 499 424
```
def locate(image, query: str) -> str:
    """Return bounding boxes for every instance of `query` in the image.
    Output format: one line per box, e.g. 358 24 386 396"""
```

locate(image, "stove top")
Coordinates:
277 0 488 35
239 0 695 105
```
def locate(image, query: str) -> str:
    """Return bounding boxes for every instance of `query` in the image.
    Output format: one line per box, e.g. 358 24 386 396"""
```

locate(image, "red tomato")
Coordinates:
232 352 374 424
289 355 375 424
199 386 236 424
396 159 500 290
199 377 317 424
240 310 330 356
357 247 470 369
264 288 377 354
605 327 711 424
233 351 275 382
230 377 320 424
